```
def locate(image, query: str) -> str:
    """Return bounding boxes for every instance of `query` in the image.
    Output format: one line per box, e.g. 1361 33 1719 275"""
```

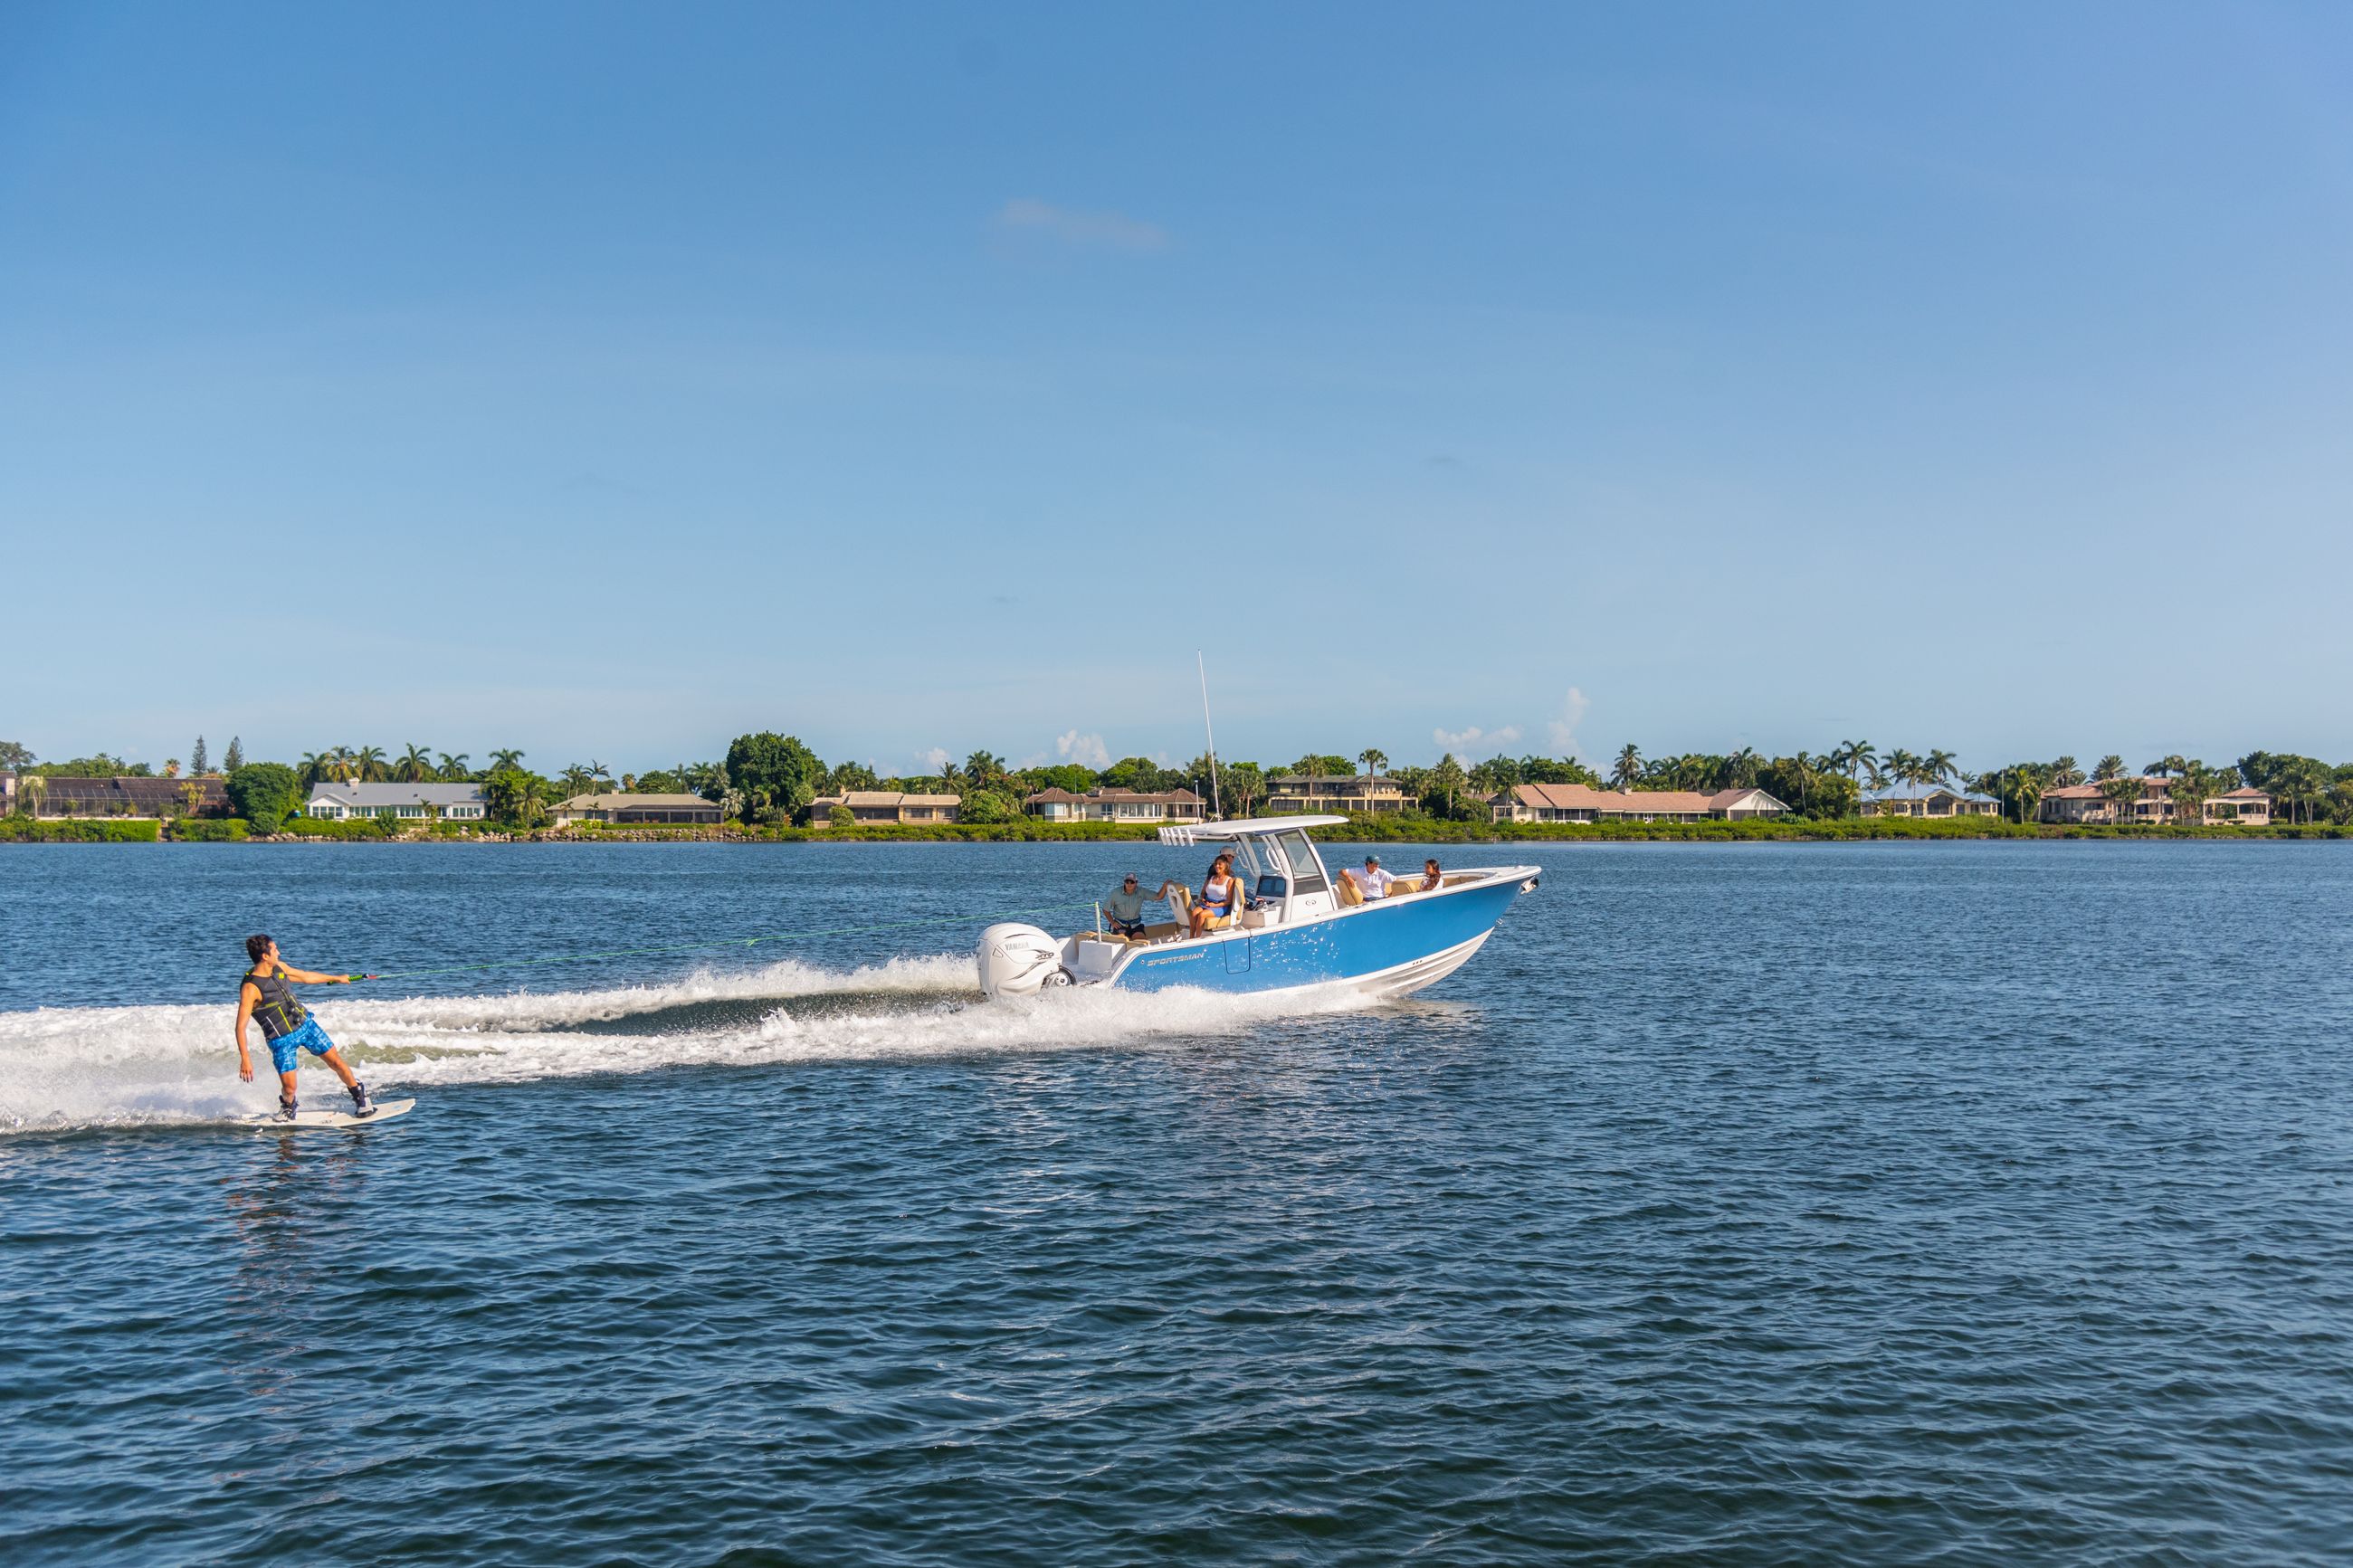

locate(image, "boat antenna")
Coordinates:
1196 649 1223 818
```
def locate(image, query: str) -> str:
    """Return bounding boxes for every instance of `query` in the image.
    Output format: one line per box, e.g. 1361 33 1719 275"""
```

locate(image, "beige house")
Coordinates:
1861 786 2002 819
1023 787 1206 824
550 793 722 826
2203 786 2272 825
807 790 961 827
1489 783 1789 824
2038 778 2272 826
1265 774 1411 815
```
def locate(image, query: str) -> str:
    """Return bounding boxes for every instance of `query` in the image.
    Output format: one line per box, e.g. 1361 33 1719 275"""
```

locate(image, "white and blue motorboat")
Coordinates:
976 815 1538 1001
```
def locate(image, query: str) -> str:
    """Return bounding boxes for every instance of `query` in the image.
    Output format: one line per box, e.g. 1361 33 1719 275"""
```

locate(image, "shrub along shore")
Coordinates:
5 813 2344 846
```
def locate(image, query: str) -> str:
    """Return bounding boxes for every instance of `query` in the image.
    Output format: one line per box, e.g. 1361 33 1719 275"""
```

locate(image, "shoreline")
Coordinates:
5 817 2346 846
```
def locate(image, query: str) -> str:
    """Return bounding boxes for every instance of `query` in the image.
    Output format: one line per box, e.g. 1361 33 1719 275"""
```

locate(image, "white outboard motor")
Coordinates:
976 922 1071 998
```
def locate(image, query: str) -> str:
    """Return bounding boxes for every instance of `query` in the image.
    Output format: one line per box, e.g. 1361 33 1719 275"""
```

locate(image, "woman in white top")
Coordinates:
1190 853 1240 938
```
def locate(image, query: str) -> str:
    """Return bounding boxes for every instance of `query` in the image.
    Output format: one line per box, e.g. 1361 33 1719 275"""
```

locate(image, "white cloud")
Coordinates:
1432 724 1522 757
918 747 950 774
1055 729 1110 769
993 197 1169 253
1548 688 1591 757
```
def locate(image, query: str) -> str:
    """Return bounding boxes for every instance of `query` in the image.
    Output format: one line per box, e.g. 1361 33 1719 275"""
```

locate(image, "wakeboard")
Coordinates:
246 1098 415 1132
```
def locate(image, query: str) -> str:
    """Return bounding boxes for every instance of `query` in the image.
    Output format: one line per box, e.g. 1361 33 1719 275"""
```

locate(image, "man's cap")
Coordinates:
1123 873 1139 881
1365 854 1380 864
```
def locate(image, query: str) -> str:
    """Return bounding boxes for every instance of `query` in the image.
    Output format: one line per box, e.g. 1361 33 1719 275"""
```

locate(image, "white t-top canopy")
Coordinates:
1157 815 1345 846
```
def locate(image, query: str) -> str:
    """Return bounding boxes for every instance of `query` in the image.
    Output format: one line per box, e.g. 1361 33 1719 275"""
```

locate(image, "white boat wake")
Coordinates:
0 954 1366 1133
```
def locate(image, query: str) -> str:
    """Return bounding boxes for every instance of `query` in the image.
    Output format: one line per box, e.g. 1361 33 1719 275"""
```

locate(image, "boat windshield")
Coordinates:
1270 830 1329 894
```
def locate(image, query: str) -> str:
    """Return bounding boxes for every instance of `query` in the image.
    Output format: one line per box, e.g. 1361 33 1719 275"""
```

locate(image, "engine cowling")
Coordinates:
976 922 1067 998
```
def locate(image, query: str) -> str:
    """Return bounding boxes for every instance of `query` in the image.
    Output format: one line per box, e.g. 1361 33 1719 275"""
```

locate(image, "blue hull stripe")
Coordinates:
1111 879 1527 994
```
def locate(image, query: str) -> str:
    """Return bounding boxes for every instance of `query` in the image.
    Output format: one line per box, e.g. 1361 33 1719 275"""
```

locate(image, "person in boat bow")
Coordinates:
1356 855 1396 900
1189 852 1243 937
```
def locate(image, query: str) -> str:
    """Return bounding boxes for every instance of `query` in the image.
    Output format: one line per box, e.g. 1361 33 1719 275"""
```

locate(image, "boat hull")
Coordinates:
1106 874 1529 999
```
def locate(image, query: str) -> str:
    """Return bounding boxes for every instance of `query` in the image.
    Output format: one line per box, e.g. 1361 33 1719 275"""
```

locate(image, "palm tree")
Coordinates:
1726 746 1760 788
1358 747 1388 777
1292 755 1329 782
349 746 387 783
21 774 47 816
1881 748 1920 803
1431 753 1468 817
2092 755 2125 783
2048 755 2083 788
489 748 526 774
1835 739 1881 795
963 751 1005 788
396 743 433 783
1611 745 1641 791
1786 751 1816 813
437 752 471 782
1924 749 1958 789
2101 773 2145 825
561 764 595 796
588 759 613 785
297 751 330 789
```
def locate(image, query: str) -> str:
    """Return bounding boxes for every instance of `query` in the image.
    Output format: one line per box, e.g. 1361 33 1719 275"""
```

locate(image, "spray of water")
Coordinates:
0 954 1360 1132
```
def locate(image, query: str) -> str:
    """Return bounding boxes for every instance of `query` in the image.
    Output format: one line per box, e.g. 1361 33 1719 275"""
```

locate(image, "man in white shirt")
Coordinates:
1356 854 1396 899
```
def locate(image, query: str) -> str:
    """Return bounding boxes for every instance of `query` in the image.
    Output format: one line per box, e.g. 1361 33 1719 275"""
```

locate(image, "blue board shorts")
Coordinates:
267 1017 338 1076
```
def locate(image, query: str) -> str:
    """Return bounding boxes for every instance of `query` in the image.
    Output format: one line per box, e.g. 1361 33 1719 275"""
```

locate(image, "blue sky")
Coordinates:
5 3 2351 779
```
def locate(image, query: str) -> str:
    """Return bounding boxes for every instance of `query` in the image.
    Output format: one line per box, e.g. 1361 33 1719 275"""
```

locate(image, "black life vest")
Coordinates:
244 967 309 1041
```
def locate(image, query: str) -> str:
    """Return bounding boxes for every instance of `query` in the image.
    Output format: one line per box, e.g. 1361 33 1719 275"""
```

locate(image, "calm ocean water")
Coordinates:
1 841 2348 1564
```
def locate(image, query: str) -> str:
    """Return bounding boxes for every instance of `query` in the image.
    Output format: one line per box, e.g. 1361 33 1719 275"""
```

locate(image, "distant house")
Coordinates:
306 783 488 822
1489 783 1789 824
19 774 229 818
549 793 722 826
1861 786 2002 819
807 791 961 827
1264 774 1411 815
2203 787 2272 825
1022 787 1207 824
2036 777 2272 827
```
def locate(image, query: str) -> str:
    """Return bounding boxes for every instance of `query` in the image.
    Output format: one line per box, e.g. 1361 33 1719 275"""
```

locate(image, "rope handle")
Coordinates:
365 901 1104 980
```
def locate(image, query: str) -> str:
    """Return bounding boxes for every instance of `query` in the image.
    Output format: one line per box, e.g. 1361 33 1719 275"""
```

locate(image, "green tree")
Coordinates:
724 732 824 824
226 762 301 833
561 764 595 796
1834 739 1881 795
190 736 209 776
1017 763 1093 795
0 740 33 772
349 745 387 783
222 736 243 773
829 803 855 829
963 751 1007 789
2047 755 2082 788
1222 760 1265 817
2100 773 2145 824
1358 747 1388 776
482 767 548 830
1518 755 1599 786
438 752 471 781
489 748 527 773
2092 755 2126 783
959 788 1019 824
1610 745 1641 790
1430 753 1469 817
1102 755 1169 792
395 743 433 783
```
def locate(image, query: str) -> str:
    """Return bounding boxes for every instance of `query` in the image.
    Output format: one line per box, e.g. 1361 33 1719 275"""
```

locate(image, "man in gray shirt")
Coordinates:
1102 873 1176 939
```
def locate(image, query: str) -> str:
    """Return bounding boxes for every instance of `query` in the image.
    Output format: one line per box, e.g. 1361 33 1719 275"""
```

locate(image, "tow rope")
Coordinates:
366 901 1103 981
